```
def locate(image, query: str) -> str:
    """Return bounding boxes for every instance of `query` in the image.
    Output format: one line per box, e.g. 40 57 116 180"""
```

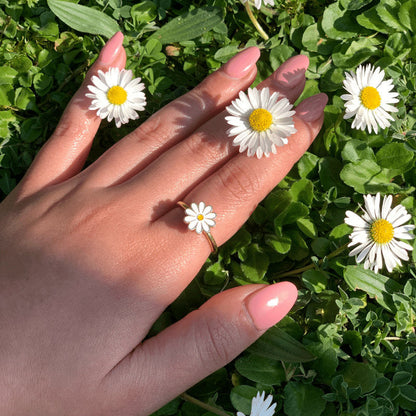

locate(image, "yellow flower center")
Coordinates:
370 219 394 244
197 214 204 221
107 86 127 105
249 108 273 132
360 86 381 110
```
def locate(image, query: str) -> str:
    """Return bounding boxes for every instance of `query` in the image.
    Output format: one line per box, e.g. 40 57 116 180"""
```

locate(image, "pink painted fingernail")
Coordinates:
224 47 261 78
296 93 328 122
246 282 298 331
99 31 124 64
274 55 309 88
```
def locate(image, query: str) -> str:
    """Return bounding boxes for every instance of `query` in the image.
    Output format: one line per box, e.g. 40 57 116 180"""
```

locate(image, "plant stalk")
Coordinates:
244 2 269 41
274 243 349 278
180 393 231 416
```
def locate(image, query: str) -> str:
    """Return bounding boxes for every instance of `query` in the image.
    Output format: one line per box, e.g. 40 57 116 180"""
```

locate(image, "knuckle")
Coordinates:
194 312 235 367
216 162 261 202
183 129 224 162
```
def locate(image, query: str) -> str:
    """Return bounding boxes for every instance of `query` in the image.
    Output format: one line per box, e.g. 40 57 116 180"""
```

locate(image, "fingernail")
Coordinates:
296 93 328 122
245 282 298 331
224 47 260 79
274 55 309 88
99 31 124 64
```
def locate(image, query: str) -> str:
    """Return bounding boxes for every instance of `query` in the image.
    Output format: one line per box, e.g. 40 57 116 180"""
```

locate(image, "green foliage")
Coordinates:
2 0 416 415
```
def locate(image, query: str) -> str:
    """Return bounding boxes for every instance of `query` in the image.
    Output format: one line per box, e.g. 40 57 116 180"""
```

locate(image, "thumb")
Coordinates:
104 282 298 416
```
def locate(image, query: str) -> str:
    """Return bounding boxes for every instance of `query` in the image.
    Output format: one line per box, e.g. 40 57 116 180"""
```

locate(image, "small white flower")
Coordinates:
86 67 146 128
237 391 277 416
183 202 216 234
240 0 275 10
225 87 296 159
345 193 415 273
341 63 399 134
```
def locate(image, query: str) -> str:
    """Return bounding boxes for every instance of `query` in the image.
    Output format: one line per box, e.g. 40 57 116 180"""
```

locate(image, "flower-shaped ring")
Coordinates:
177 201 217 254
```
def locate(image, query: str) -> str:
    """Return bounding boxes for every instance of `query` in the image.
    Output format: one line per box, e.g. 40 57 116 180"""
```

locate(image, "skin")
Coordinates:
0 39 326 416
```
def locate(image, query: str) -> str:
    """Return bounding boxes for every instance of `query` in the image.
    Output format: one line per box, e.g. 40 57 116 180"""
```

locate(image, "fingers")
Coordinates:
159 93 327 260
107 54 311 221
16 32 126 200
82 47 261 187
102 282 298 416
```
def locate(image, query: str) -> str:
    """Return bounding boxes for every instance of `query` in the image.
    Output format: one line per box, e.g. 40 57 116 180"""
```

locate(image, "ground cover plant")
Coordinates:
1 0 416 414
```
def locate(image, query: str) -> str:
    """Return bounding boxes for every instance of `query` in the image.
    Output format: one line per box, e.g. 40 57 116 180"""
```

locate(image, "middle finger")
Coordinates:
114 55 309 218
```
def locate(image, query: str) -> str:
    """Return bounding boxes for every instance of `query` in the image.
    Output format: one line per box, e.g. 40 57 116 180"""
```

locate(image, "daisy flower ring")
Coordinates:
178 201 218 254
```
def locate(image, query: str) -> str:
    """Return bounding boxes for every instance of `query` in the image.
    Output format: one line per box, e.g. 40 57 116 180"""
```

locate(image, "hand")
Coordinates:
0 32 327 416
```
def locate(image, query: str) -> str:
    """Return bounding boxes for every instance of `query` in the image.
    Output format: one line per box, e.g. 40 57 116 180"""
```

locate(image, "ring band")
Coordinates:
177 201 218 254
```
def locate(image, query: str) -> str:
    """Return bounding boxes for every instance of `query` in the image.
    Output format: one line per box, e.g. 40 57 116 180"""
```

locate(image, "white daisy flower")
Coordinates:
345 193 415 273
237 391 277 416
225 87 296 159
341 64 399 134
183 202 216 234
240 0 274 10
86 67 146 128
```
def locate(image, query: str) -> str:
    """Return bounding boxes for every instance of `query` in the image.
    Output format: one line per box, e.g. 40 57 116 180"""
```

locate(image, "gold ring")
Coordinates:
177 201 218 254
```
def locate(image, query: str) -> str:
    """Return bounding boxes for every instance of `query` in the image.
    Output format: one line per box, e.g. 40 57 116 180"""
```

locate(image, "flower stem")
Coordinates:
180 393 231 416
244 2 269 41
273 243 349 279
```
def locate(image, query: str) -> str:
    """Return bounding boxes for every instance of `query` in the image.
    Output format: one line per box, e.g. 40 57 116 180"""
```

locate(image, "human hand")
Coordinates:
0 32 327 416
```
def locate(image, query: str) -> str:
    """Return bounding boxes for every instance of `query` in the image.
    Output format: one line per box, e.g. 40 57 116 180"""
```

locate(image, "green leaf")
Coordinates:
150 6 223 44
131 1 157 26
269 45 295 71
342 361 377 393
399 0 416 32
376 142 414 171
0 85 14 107
235 354 286 385
341 139 375 163
311 238 331 258
284 382 326 416
47 0 120 37
357 6 392 33
321 2 365 39
341 0 373 10
247 326 315 363
393 371 413 386
319 157 348 192
332 37 380 68
376 0 407 32
329 223 351 240
14 87 36 110
274 201 309 227
298 152 319 178
240 244 269 282
289 178 314 205
203 262 228 286
302 270 329 293
340 159 400 194
230 385 259 416
265 234 292 255
296 218 317 238
343 265 402 312
0 66 18 85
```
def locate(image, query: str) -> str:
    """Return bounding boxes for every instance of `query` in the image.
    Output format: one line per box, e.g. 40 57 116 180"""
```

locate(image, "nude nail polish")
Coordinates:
99 31 124 64
296 93 328 122
274 55 309 89
246 282 298 331
224 46 261 79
